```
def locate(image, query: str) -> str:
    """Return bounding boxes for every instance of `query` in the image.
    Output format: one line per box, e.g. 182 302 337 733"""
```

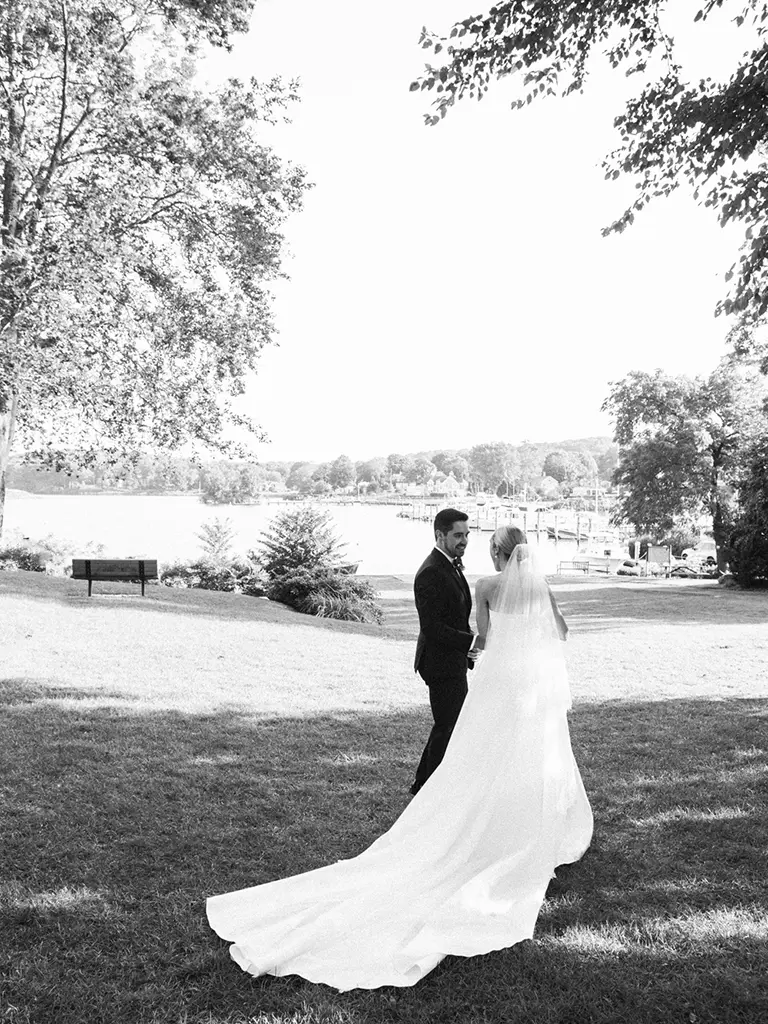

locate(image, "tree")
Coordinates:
262 469 285 491
255 506 346 578
200 462 235 504
356 457 387 486
542 450 579 485
200 460 260 504
468 442 517 493
0 0 308 536
603 362 767 570
395 455 416 488
262 461 291 483
414 2 768 319
196 516 237 561
596 444 620 483
286 462 316 492
541 448 597 490
729 437 768 584
573 450 599 484
405 455 436 487
239 462 264 499
311 463 331 484
328 454 355 490
157 454 200 492
386 453 409 487
443 454 469 483
516 443 544 493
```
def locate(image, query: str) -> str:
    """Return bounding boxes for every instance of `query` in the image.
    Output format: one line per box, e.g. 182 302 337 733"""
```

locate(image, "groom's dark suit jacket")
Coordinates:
414 548 474 685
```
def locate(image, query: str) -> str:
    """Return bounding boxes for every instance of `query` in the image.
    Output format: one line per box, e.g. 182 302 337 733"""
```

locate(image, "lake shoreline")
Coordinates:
2 491 587 577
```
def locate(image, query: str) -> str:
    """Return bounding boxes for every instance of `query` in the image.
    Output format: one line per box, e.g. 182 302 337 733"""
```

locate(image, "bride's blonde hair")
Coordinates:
491 525 526 564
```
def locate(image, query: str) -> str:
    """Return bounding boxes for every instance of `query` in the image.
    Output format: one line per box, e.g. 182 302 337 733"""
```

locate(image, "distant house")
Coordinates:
432 473 463 497
404 474 464 498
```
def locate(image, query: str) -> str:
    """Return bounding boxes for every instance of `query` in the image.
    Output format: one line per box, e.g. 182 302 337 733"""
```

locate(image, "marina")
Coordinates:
395 497 617 547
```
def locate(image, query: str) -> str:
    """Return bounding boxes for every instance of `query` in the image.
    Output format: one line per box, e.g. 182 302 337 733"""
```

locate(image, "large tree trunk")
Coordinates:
711 494 729 574
0 392 19 541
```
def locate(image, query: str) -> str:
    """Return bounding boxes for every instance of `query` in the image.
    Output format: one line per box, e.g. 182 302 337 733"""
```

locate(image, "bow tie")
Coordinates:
452 556 465 572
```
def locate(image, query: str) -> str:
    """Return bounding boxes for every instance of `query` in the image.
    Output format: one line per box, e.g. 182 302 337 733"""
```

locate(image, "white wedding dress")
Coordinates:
206 547 593 991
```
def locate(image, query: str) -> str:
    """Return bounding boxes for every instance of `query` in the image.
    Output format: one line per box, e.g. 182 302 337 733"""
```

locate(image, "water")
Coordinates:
3 493 578 576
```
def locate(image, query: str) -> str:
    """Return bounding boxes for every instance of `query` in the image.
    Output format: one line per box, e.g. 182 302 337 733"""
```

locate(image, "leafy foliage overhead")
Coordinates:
414 1 768 318
0 0 308 475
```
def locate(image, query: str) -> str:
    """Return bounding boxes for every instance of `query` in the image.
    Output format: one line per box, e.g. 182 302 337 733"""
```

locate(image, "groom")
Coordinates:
410 508 476 796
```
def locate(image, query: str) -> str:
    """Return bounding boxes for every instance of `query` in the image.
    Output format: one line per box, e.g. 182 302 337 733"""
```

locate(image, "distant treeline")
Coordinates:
6 454 290 502
7 437 619 504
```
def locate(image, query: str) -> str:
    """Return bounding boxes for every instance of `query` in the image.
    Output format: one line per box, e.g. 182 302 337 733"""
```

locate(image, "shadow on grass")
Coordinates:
7 571 767 646
1 678 767 1024
557 580 768 630
379 579 768 641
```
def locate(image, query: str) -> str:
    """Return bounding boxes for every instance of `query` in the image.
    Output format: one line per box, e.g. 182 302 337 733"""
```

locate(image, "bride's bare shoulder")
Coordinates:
475 573 501 596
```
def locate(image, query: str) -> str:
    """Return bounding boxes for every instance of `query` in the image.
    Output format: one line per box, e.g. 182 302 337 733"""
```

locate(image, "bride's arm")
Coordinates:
473 577 491 650
548 585 569 640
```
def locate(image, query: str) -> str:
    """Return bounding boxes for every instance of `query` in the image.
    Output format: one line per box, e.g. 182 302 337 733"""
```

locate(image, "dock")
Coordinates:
395 500 608 542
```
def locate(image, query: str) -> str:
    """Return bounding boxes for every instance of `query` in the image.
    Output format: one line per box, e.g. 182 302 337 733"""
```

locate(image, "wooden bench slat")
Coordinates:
71 558 158 596
71 559 158 578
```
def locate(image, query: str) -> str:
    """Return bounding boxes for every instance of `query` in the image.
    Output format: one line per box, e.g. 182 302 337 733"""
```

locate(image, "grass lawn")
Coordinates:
1 569 767 1023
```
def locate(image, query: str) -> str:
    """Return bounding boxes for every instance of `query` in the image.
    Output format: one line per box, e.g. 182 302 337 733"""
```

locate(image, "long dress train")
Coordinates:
206 559 593 991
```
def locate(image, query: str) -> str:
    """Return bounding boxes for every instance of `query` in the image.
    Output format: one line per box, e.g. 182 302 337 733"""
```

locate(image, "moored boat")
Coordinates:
574 531 629 573
546 526 590 542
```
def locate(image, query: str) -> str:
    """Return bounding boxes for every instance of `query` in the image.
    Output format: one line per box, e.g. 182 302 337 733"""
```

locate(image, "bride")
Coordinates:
206 526 593 991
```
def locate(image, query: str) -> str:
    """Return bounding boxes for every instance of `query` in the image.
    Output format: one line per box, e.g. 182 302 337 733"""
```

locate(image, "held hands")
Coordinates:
468 636 486 662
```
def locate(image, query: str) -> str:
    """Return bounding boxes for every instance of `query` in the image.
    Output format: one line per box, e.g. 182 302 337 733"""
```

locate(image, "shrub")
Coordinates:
196 517 236 560
160 558 267 595
253 506 346 577
268 566 382 624
0 533 107 575
252 506 379 622
0 545 49 572
728 527 768 587
728 438 768 586
238 570 270 597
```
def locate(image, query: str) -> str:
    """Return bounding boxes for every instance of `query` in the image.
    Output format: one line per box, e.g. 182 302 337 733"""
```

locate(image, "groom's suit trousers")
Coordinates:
411 674 468 793
411 549 474 794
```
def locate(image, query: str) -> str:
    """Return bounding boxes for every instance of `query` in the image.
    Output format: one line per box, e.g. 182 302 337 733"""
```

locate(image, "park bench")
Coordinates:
557 560 590 575
71 558 158 597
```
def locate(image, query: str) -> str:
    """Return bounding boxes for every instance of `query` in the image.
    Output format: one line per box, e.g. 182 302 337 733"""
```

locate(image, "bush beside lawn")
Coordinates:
1 505 383 624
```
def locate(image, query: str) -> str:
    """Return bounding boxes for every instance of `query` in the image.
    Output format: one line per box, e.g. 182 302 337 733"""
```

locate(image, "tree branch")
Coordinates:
53 0 70 173
116 197 199 237
21 0 72 240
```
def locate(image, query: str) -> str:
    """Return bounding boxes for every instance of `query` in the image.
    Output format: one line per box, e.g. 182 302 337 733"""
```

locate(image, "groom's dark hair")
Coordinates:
434 508 468 536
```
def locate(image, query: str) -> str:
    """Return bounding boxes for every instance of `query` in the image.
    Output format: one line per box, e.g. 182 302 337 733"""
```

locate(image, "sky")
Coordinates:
203 0 754 465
